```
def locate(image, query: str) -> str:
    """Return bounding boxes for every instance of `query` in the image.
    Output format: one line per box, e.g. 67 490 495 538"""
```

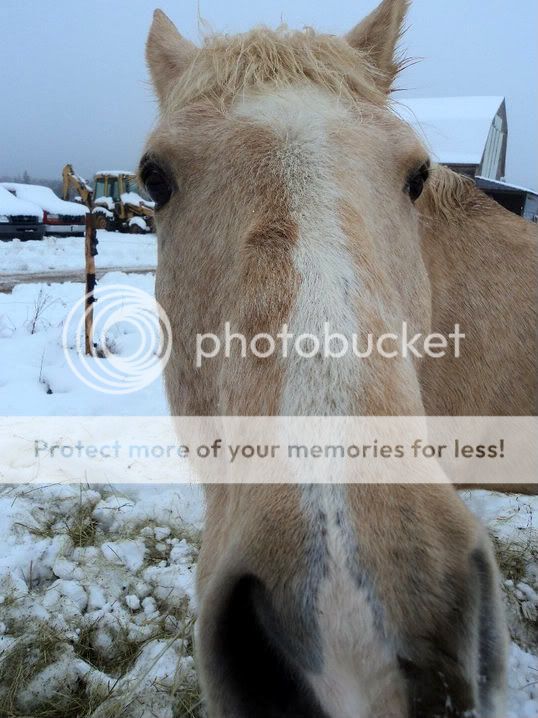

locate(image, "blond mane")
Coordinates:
165 27 390 112
422 164 493 223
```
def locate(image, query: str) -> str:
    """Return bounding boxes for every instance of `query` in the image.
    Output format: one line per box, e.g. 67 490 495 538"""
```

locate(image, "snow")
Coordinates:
125 593 140 610
93 205 114 219
94 195 115 210
0 185 43 220
0 231 156 273
396 96 505 166
0 476 534 715
129 216 148 231
101 539 147 572
1 182 88 217
0 275 165 416
0 238 535 716
476 175 538 195
0 482 202 717
96 170 134 176
121 191 153 208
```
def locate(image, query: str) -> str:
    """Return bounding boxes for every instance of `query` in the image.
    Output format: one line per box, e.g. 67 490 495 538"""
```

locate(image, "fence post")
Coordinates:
84 207 97 355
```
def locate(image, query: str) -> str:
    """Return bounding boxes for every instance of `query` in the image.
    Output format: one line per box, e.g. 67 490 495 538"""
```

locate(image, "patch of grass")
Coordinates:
492 535 531 583
14 488 100 549
0 485 206 717
173 678 205 718
170 612 205 718
66 500 99 549
74 597 195 677
492 533 538 652
74 619 143 678
0 623 99 718
118 520 201 568
73 600 204 717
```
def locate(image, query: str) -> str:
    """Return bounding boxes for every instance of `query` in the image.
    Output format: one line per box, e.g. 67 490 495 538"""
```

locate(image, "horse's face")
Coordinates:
140 7 511 718
142 8 431 417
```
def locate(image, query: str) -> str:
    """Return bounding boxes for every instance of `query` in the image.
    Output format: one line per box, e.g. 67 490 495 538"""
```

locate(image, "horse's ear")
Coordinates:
146 9 197 104
345 0 409 92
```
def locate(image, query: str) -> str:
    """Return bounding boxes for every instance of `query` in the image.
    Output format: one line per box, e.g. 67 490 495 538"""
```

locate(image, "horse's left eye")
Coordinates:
405 161 430 203
140 160 175 209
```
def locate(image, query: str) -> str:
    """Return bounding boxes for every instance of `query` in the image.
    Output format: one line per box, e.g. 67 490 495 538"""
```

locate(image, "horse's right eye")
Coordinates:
405 160 430 203
141 160 175 209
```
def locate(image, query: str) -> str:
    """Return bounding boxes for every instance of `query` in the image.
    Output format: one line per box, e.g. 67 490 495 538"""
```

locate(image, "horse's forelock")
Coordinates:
162 27 391 115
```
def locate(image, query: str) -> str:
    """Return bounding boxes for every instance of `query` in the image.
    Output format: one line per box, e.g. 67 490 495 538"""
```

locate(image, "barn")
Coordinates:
398 96 538 221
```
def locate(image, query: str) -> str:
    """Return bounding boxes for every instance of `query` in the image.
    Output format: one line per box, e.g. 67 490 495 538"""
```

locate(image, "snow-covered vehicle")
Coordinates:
62 165 155 234
0 185 44 241
1 182 88 237
92 171 155 233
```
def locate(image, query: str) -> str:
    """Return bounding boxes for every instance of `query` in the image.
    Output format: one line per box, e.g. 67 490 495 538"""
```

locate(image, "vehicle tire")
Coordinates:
94 213 109 231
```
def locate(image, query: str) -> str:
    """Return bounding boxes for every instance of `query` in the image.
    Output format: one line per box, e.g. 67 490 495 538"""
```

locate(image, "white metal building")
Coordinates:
397 96 537 221
396 96 507 180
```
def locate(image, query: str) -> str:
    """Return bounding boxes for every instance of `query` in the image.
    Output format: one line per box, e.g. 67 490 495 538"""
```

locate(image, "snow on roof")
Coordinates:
476 176 538 196
395 96 505 166
0 185 43 219
1 183 87 217
95 170 135 177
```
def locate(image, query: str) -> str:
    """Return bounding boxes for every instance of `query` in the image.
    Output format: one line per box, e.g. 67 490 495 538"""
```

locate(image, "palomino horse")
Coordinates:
420 167 537 419
419 166 537 494
141 0 520 715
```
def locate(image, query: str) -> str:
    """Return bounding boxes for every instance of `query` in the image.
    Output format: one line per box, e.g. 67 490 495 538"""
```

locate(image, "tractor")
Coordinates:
62 164 155 233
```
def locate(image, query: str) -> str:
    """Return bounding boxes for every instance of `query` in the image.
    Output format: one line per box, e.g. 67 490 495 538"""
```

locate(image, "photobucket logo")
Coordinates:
196 322 465 367
62 284 172 394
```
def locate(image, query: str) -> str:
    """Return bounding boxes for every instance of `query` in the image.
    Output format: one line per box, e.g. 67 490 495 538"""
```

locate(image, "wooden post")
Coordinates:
84 208 97 355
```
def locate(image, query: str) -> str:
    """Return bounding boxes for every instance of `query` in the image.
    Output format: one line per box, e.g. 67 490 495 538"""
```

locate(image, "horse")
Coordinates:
140 0 522 714
419 167 536 419
418 165 537 494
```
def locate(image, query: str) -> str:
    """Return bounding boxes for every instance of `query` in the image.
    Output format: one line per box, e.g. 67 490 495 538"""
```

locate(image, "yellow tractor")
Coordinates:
62 164 155 233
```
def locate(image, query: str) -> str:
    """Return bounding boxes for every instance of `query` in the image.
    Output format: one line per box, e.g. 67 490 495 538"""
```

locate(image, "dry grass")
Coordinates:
0 486 204 717
0 624 97 718
492 533 538 652
173 679 205 718
493 535 533 583
74 620 142 678
13 488 99 549
0 606 204 718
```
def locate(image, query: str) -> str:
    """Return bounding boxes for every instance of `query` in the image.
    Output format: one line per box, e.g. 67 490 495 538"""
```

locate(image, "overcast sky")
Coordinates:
1 0 536 189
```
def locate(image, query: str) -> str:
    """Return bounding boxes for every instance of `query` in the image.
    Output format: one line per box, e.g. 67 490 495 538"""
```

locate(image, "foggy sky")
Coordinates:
1 0 536 189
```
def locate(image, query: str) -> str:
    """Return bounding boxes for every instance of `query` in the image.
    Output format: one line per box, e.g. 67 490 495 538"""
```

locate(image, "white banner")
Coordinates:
1 416 536 486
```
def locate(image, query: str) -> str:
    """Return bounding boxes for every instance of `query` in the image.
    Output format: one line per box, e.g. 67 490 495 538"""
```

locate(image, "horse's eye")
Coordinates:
141 161 174 209
405 161 430 203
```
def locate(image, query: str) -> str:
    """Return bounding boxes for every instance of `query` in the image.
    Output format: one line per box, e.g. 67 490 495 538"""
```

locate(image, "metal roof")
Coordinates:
395 96 505 166
476 176 538 196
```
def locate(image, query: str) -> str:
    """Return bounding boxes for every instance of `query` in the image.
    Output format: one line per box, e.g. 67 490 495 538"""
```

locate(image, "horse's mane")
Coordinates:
165 27 390 111
421 164 493 223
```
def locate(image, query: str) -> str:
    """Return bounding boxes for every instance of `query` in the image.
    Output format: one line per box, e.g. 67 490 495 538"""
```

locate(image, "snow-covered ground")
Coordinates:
0 483 204 718
0 274 165 416
0 482 535 718
0 265 536 716
0 231 156 274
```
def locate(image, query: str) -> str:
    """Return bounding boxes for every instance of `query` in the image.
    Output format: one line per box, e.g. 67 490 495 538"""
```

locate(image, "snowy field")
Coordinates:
0 231 156 275
0 265 536 716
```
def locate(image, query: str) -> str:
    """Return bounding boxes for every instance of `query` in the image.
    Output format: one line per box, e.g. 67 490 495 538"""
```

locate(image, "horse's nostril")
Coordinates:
203 574 330 718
